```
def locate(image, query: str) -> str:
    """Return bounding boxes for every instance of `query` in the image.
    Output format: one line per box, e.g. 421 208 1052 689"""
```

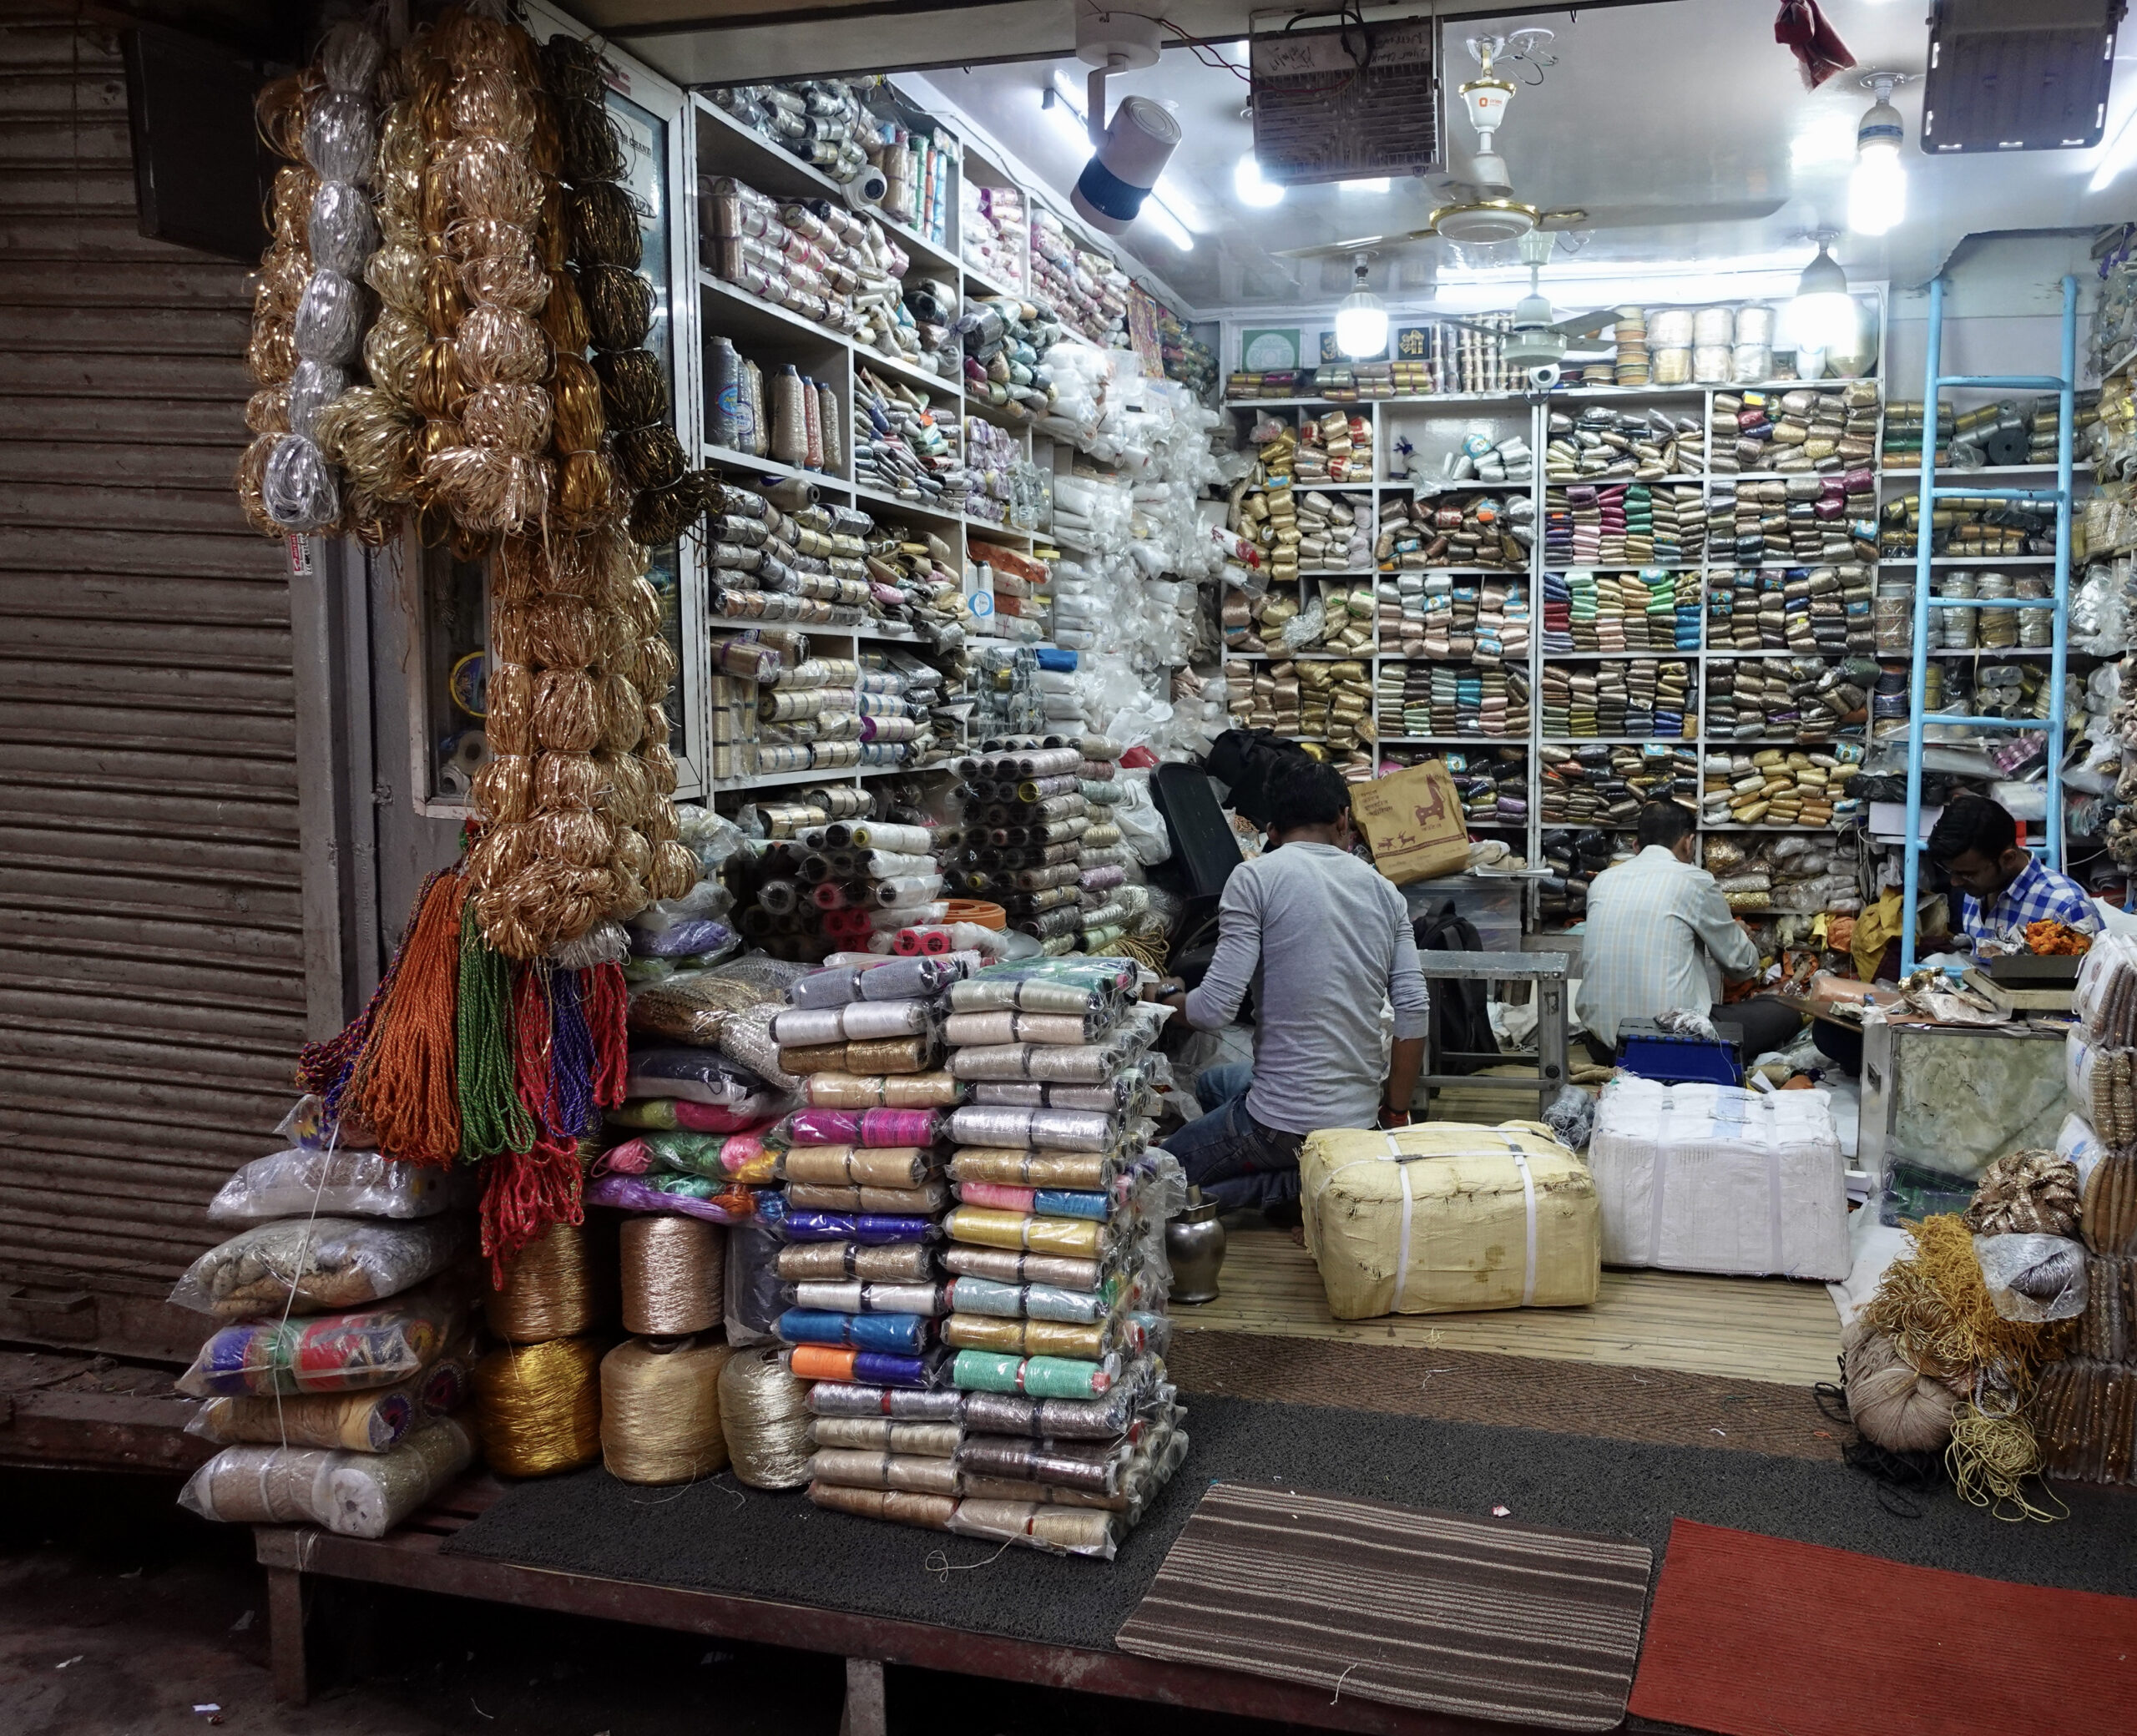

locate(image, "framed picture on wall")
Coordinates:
1240 327 1301 371
1320 328 1388 364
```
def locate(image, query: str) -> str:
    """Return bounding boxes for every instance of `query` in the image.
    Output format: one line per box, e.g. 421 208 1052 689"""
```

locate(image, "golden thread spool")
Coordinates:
599 1336 732 1485
619 1214 724 1336
716 1347 813 1490
483 1218 605 1341
473 1335 603 1478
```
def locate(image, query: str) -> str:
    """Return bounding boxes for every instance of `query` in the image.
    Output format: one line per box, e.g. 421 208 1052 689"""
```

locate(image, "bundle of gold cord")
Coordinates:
235 79 314 535
1860 1213 2077 1391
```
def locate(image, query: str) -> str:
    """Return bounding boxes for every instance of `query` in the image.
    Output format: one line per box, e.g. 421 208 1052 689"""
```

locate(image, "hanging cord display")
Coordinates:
235 73 317 534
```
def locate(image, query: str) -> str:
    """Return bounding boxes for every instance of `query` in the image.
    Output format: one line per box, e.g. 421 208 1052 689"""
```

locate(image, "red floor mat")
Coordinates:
1629 1519 2137 1736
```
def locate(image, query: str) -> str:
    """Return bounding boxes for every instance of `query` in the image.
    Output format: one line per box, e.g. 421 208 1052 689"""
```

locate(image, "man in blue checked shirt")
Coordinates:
1927 795 2100 947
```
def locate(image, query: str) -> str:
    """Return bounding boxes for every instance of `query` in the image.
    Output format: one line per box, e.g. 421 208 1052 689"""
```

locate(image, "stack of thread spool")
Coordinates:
1538 657 1691 740
1540 743 1697 829
954 295 1063 422
706 338 840 475
800 955 1188 1559
2037 1152 2137 1486
1290 411 1373 485
1880 399 1953 471
1376 661 1528 740
1611 306 1649 386
1700 744 1862 829
942 740 1102 956
599 1211 733 1485
1703 655 1872 744
852 366 965 508
958 181 1027 293
1375 493 1528 571
1542 406 1702 483
1296 492 1373 573
700 178 912 346
1708 385 1882 477
1029 210 1126 348
1074 736 1136 952
1537 828 1635 925
480 1221 613 1480
706 484 876 630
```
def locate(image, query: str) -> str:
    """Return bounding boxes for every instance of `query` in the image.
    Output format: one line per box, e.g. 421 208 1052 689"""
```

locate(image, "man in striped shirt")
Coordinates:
1927 795 2100 946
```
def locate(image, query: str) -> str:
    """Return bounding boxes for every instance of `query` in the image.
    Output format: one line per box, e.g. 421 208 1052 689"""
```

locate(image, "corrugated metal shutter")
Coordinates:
0 13 308 1355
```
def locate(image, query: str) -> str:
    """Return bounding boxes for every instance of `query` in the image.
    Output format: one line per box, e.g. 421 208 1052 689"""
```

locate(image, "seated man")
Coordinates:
1927 793 2100 946
1575 800 1803 1061
1149 757 1428 1224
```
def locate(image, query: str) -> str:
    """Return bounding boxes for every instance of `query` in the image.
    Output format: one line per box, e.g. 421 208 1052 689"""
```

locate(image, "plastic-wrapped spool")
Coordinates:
600 1336 733 1484
816 382 841 472
473 1337 604 1477
1938 571 1978 648
1692 343 1732 383
771 366 809 467
1651 348 1692 386
716 1345 813 1487
1874 581 1914 653
741 361 768 458
1735 303 1776 346
2017 573 2052 647
484 1219 606 1341
801 374 824 469
620 1214 725 1335
1692 305 1735 347
1730 344 1772 384
1648 307 1695 349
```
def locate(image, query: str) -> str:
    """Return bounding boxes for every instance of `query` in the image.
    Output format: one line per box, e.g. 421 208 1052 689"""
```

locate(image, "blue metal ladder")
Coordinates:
1897 273 2079 975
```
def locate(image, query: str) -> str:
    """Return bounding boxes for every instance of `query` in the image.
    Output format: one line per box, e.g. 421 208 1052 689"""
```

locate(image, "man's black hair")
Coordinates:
1636 799 1695 850
1266 754 1352 835
1927 794 2016 864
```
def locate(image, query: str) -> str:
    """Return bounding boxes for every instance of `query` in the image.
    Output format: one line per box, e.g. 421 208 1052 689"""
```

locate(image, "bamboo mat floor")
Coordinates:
1176 1229 1842 1389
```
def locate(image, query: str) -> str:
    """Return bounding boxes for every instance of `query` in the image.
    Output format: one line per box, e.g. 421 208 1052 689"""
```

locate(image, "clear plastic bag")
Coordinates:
186 1356 467 1452
170 1216 465 1319
208 1148 462 1224
1973 1232 2089 1322
624 1047 784 1108
177 1416 472 1536
178 1288 458 1397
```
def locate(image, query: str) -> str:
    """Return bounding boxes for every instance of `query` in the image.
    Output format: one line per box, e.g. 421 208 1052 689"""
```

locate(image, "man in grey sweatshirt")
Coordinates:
1149 756 1431 1224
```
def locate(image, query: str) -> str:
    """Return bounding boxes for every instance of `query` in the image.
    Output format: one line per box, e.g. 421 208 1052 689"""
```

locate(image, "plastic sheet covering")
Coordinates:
609 1098 782 1133
1301 1123 1600 1319
725 1190 786 1343
584 1171 755 1223
943 1205 1104 1258
170 1217 465 1320
783 1108 941 1147
782 1209 936 1244
954 1183 1109 1220
208 1148 458 1224
791 1280 943 1316
186 1357 466 1452
953 1433 1122 1493
808 1481 955 1528
947 1106 1116 1150
942 1010 1105 1047
947 1150 1110 1188
717 1002 802 1093
785 1345 936 1387
942 1277 1106 1323
601 1129 774 1182
777 1308 930 1353
178 1417 472 1536
939 1245 1104 1291
775 1240 932 1282
947 1496 1117 1558
1974 1232 2089 1321
785 1180 948 1214
804 1070 962 1108
781 1036 934 1077
782 1145 937 1186
627 1047 786 1107
629 970 782 1043
950 1348 1112 1398
942 1315 1106 1358
773 1001 934 1046
810 1416 961 1456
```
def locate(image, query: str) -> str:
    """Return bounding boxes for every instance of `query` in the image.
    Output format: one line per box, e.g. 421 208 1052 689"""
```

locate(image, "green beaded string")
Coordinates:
457 897 533 1160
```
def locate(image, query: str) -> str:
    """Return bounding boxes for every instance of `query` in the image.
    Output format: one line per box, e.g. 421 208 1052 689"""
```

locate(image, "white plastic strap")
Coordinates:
1499 1133 1538 1307
1761 1101 1785 1274
1387 1133 1415 1307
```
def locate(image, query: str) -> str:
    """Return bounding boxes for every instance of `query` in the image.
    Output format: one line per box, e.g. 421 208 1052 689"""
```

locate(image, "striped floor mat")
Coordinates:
1114 1480 1652 1732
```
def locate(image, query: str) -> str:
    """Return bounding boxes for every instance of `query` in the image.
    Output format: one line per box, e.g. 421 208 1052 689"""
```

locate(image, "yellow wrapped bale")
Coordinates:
1301 1121 1600 1319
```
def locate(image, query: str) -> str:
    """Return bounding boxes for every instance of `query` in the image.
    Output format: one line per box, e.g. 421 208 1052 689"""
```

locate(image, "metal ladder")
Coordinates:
1897 272 2079 975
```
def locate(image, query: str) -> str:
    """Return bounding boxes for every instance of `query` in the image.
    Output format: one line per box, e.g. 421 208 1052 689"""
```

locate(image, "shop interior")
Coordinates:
162 0 2137 1729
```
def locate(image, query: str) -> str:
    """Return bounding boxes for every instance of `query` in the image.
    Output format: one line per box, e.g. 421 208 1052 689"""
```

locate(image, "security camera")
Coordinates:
1527 361 1562 391
1071 95 1180 235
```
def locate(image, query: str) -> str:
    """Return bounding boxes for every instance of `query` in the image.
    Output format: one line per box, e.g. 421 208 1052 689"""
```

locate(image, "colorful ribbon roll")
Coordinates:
942 1205 1104 1258
776 1309 930 1354
785 1345 932 1387
950 1350 1110 1399
781 1210 935 1244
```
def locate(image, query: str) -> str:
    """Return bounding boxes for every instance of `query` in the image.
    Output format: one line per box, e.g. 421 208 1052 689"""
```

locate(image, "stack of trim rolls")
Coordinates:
801 955 1188 1559
1074 736 1136 953
942 739 1113 956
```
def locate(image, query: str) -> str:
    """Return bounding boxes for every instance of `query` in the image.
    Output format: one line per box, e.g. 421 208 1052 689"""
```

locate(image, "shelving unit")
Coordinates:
1219 353 1903 931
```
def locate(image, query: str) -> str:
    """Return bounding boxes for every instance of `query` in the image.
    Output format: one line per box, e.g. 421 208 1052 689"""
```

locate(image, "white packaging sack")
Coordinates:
1589 1076 1850 1279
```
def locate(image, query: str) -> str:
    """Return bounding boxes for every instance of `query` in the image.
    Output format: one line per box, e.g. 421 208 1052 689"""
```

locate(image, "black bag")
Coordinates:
1203 728 1313 830
1414 901 1498 1077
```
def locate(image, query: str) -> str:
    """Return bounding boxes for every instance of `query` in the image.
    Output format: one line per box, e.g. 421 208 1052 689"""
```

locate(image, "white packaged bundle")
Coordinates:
1589 1077 1849 1279
177 1416 472 1537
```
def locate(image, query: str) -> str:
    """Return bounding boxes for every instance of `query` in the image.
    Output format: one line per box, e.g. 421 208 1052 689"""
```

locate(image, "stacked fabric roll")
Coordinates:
1540 743 1699 828
1028 209 1127 347
852 366 965 507
1700 744 1863 830
1709 385 1880 477
1539 658 1692 739
1376 493 1528 570
700 177 912 345
1297 491 1373 571
959 180 1028 293
1074 739 1137 952
956 295 1063 424
1704 655 1872 745
803 957 1189 1558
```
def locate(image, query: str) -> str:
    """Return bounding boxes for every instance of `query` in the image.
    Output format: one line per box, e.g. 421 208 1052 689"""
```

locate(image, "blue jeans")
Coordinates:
1164 1062 1306 1215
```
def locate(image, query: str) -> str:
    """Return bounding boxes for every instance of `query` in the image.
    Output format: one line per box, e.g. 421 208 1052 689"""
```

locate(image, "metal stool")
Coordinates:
1416 949 1569 1116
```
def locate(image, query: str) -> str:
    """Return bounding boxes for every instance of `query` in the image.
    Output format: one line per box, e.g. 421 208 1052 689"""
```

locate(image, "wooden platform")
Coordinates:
1175 1229 1842 1389
254 1483 1548 1736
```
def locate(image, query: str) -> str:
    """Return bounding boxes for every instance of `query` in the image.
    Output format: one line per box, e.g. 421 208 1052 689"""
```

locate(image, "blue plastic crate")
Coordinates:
1614 1017 1745 1087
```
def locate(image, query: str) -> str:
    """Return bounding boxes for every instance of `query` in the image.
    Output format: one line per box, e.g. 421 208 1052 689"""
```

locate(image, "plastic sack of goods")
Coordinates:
207 1148 465 1224
1301 1123 1599 1318
169 1217 467 1319
1587 1078 1850 1280
179 1417 474 1538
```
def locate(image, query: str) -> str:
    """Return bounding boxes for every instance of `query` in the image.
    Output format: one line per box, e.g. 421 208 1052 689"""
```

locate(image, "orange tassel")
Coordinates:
348 871 468 1166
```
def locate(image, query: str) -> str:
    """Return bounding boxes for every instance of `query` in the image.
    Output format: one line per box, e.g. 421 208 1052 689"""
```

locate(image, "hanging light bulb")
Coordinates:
1234 149 1285 208
1782 234 1857 356
1848 73 1908 236
1335 253 1387 358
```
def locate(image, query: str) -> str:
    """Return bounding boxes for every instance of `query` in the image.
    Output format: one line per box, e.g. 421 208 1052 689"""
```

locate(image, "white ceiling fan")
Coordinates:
1434 230 1618 371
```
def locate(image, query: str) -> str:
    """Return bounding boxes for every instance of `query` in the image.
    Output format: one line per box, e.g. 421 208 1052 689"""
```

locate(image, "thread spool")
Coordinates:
474 1336 604 1477
485 1219 605 1341
600 1335 733 1484
620 1213 725 1336
771 366 808 467
716 1346 813 1488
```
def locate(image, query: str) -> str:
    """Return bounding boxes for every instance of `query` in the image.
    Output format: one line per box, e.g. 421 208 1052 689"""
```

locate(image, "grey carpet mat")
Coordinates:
440 1394 2137 1653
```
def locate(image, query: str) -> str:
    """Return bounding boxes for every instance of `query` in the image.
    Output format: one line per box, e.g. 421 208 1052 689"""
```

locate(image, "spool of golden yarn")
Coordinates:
716 1346 812 1489
484 1218 604 1342
619 1214 724 1336
599 1335 732 1485
473 1335 603 1478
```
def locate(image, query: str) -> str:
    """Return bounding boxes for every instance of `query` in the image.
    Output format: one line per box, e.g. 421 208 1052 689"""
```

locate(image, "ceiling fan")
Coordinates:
1433 231 1617 371
1281 32 1784 258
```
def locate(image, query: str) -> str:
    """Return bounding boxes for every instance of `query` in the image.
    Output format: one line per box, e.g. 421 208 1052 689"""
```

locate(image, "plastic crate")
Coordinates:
1614 1018 1745 1087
